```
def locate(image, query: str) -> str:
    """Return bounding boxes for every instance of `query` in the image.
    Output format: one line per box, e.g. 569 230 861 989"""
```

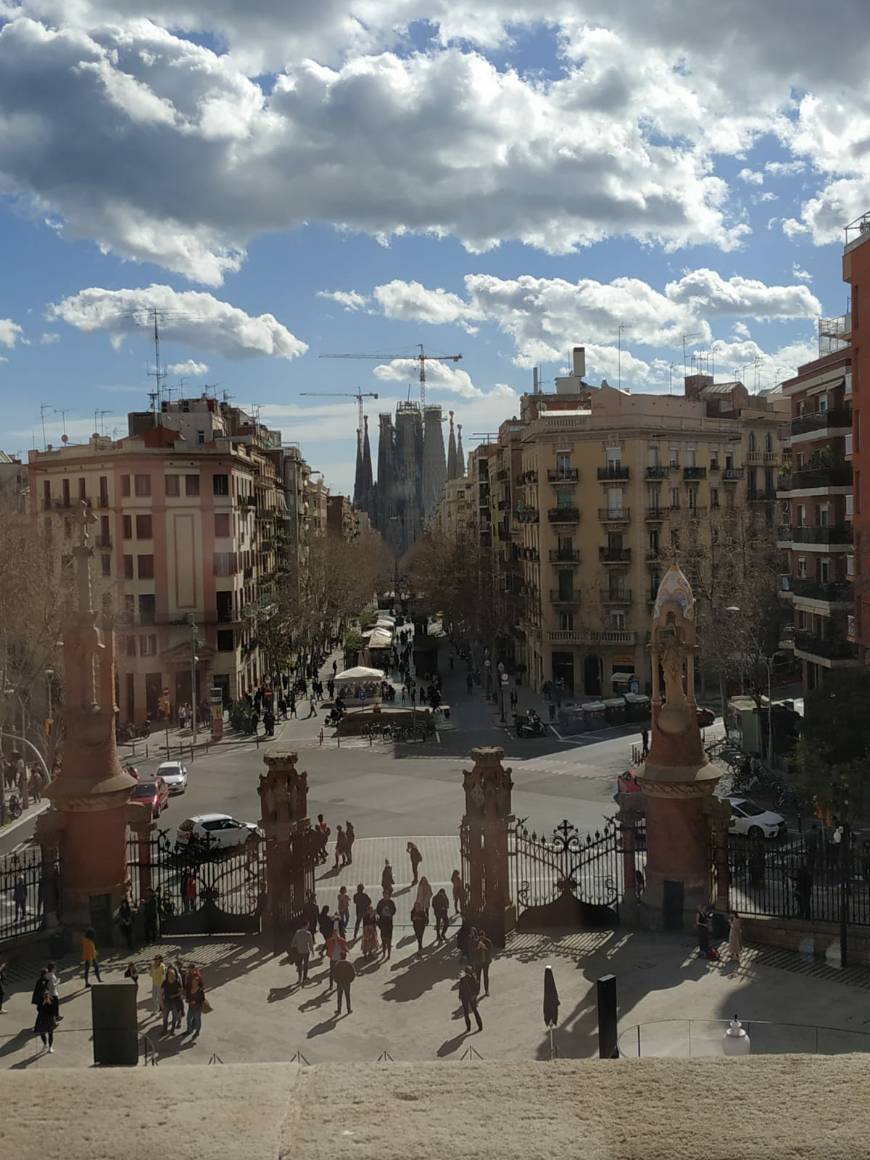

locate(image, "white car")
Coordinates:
727 796 786 840
156 761 188 795
176 814 260 850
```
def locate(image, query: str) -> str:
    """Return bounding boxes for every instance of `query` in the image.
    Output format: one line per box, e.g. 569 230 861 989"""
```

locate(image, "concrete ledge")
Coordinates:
744 914 870 967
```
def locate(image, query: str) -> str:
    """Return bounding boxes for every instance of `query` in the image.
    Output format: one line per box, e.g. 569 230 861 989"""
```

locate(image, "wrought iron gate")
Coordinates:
126 829 265 937
0 844 61 945
508 817 636 928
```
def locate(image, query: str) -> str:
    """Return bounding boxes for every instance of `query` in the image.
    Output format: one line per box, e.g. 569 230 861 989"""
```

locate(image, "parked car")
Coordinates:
176 814 260 851
696 706 716 728
727 796 786 840
131 777 170 819
156 760 188 795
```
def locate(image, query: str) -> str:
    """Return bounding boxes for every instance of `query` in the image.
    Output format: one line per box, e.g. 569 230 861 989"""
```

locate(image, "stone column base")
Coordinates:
636 874 710 934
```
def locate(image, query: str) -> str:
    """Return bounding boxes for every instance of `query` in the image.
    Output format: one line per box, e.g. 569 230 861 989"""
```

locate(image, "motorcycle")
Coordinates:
514 711 545 739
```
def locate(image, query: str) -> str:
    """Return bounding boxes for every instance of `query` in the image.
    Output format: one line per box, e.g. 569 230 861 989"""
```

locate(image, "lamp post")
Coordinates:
189 614 200 746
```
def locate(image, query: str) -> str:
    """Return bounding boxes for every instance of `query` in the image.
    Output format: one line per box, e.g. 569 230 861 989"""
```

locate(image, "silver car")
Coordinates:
156 760 188 795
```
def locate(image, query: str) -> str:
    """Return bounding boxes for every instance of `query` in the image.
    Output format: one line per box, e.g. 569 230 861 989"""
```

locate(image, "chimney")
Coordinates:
572 346 586 379
532 367 539 394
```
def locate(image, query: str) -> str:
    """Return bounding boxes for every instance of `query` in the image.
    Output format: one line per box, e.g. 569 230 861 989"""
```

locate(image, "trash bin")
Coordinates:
582 701 607 730
604 698 627 726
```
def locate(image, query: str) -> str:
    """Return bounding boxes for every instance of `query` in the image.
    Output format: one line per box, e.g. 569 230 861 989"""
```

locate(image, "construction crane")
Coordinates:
299 389 379 433
319 344 462 408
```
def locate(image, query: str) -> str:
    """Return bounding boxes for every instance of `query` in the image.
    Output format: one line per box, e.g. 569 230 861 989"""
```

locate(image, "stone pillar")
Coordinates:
705 795 732 915
461 746 516 945
258 746 312 948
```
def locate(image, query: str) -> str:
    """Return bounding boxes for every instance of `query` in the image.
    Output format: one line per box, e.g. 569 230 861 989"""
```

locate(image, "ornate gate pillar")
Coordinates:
258 746 312 948
704 795 731 915
461 746 516 946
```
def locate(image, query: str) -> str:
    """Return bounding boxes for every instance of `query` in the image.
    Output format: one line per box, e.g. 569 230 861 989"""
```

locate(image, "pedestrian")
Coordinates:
334 952 355 1017
456 919 475 963
410 904 429 956
451 869 465 914
117 895 135 950
306 696 318 719
161 965 184 1034
640 728 649 758
381 859 394 897
124 962 139 990
376 891 397 959
728 910 743 965
13 876 26 922
184 871 198 914
142 888 160 943
290 923 315 984
150 954 166 1013
458 965 483 1033
474 930 493 995
414 875 433 913
406 841 422 885
34 988 56 1053
82 927 101 986
318 904 335 953
345 821 355 865
185 972 206 1039
337 886 350 935
289 696 297 719
353 883 371 938
334 825 347 870
432 888 450 941
325 928 348 990
302 891 319 937
543 965 560 1028
509 689 518 711
361 904 379 957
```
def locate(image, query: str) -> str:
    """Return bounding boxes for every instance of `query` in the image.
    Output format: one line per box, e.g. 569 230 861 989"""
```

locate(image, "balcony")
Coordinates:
683 466 707 480
597 466 630 481
793 631 857 661
598 507 630 522
548 506 580 523
644 507 665 521
788 525 852 545
791 408 852 438
600 548 631 563
549 549 580 563
684 506 707 519
496 468 509 481
547 629 637 645
96 535 112 549
747 490 777 503
515 469 538 486
600 589 632 604
497 499 509 511
549 589 581 604
498 527 512 542
547 468 579 482
722 468 744 482
645 466 670 480
779 465 852 490
514 508 540 524
790 578 853 603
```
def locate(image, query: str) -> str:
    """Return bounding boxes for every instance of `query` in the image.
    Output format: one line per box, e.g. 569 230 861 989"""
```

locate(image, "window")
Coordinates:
607 488 624 515
648 530 660 555
724 453 733 470
213 473 230 496
765 431 773 452
185 474 200 496
100 555 111 577
748 431 757 452
138 594 156 624
647 445 659 467
137 554 154 579
99 476 108 507
669 446 680 468
686 445 697 467
687 488 698 510
197 431 206 445
214 512 231 537
78 477 87 500
62 479 70 507
216 591 234 622
121 474 131 497
42 480 51 510
819 558 831 584
122 515 132 539
797 556 807 579
134 473 151 498
136 514 153 539
213 552 236 577
848 554 855 579
647 487 660 511
818 394 828 413
710 449 720 470
710 488 719 509
797 504 806 527
846 493 854 518
99 515 109 544
609 611 626 631
139 634 158 657
764 467 774 494
818 505 829 528
606 446 621 467
125 636 137 657
607 532 624 552
123 554 133 579
165 475 180 497
670 488 680 510
558 611 574 631
217 629 235 652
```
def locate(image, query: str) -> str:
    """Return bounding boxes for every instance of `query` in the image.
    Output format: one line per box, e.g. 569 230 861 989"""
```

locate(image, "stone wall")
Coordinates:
744 914 870 967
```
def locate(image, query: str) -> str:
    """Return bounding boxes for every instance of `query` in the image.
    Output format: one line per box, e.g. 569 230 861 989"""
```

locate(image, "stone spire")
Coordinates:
361 415 373 504
352 425 365 509
456 423 465 477
447 410 458 480
421 405 447 521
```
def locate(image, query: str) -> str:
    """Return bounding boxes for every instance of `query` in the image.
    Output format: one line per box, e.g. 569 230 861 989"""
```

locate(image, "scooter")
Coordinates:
514 711 546 739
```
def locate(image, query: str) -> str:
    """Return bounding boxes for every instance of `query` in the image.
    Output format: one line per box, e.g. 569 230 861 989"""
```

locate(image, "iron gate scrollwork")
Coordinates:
508 817 629 928
127 829 265 937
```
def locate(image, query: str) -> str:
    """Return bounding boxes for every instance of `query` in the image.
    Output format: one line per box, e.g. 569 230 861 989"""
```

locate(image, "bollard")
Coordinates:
597 974 618 1059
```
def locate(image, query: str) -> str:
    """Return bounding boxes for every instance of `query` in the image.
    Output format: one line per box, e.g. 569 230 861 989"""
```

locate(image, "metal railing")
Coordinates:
597 466 630 480
793 631 856 660
599 548 631 563
789 525 852 545
618 1018 870 1059
548 507 580 522
549 549 580 563
683 466 707 479
549 589 581 604
547 468 579 482
645 466 669 479
791 408 852 437
600 589 632 603
598 508 630 521
790 578 852 602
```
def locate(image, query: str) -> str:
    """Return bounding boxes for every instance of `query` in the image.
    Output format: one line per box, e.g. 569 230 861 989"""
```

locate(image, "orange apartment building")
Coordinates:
843 215 870 663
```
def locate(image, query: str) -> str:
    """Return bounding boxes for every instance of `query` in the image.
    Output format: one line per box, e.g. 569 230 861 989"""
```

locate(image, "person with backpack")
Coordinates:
458 965 483 1033
352 884 371 938
432 888 450 941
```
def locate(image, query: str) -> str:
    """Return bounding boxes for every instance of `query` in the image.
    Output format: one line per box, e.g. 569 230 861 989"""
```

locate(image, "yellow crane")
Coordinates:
319 343 462 408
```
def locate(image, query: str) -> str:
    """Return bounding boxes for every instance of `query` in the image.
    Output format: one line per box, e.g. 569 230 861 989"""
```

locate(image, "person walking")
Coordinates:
302 891 319 937
333 952 355 1016
361 904 379 958
451 870 465 914
640 728 649 759
185 972 206 1039
325 928 349 991
410 904 429 956
381 859 394 898
318 905 335 955
406 841 423 885
288 695 297 719
337 886 350 935
344 821 355 865
728 910 743 965
376 891 397 959
432 888 450 941
290 923 315 984
150 954 166 1014
117 896 136 950
82 928 101 986
161 965 184 1034
142 888 160 943
334 826 348 870
458 965 483 1033
414 876 433 913
474 930 493 996
306 695 318 719
34 988 56 1053
352 884 371 938
13 876 27 922
184 871 198 914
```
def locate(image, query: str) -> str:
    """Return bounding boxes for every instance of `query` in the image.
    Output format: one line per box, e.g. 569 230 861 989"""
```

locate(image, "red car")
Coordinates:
696 707 716 728
131 776 170 819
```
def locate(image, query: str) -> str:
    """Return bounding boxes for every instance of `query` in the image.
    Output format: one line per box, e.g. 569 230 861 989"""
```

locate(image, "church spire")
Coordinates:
456 423 465 477
447 410 458 480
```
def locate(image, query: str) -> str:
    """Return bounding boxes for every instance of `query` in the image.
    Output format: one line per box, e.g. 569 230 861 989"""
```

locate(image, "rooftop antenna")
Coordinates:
145 306 167 410
681 333 703 377
53 407 70 438
39 402 51 451
617 324 627 390
668 363 675 396
94 408 111 434
147 390 159 425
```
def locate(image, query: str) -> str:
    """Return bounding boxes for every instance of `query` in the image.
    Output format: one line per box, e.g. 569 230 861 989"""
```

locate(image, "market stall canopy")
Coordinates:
367 628 393 650
335 666 386 682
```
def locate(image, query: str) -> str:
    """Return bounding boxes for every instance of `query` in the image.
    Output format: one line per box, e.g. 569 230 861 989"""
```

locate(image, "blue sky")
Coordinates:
1 4 868 494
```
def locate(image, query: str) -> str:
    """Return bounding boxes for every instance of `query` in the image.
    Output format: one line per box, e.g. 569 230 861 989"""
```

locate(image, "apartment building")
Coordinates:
843 215 870 663
777 322 856 691
458 352 787 697
28 395 319 723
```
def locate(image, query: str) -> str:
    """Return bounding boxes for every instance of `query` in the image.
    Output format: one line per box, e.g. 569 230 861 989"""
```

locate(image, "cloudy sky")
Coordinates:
1 2 867 493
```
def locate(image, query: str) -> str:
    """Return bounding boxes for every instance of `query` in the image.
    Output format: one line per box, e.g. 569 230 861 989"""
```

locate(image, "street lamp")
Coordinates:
189 613 200 745
725 605 774 768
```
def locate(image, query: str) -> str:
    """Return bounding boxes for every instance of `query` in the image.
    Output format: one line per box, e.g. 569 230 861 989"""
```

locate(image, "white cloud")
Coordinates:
782 218 811 238
738 168 764 185
792 264 813 283
39 331 60 345
757 191 777 203
48 284 307 359
0 319 23 348
316 290 369 312
664 268 821 319
732 321 751 339
373 280 479 328
373 358 484 398
166 359 209 376
765 160 805 177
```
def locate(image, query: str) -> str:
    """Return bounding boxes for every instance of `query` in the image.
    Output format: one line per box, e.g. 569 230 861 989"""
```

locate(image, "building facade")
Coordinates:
28 395 321 723
843 215 870 664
